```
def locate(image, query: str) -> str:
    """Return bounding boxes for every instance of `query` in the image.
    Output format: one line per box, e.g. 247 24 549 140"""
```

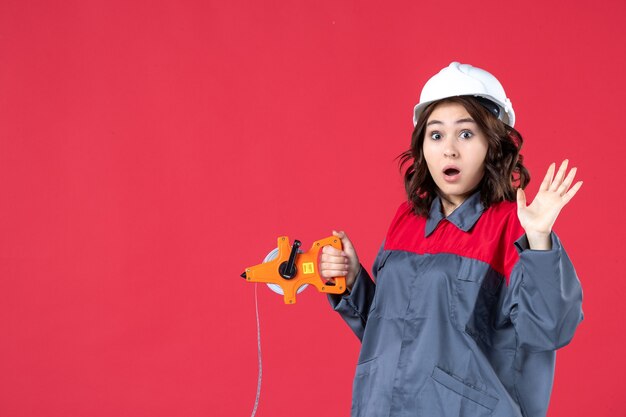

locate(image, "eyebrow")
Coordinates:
426 118 476 127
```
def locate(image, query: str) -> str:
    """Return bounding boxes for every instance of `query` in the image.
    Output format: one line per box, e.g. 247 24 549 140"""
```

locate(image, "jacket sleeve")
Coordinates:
327 244 383 341
499 231 584 352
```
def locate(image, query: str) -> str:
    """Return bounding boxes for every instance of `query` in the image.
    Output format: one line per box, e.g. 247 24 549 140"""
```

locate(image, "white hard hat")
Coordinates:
413 62 515 127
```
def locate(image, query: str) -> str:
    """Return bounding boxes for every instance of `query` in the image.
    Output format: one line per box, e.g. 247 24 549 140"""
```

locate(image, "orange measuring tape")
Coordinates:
241 236 347 304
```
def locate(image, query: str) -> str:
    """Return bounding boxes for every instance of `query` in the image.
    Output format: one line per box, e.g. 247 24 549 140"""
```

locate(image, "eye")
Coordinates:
459 130 473 140
429 131 442 140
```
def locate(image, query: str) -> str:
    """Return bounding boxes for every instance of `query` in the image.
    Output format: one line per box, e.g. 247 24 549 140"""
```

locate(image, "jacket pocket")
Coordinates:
417 366 498 416
450 257 499 337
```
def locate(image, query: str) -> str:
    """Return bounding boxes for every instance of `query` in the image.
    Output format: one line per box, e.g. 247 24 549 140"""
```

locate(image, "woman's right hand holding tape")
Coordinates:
320 230 360 292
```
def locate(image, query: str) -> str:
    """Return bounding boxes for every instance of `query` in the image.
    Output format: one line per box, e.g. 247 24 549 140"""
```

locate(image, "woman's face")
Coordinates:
422 101 489 208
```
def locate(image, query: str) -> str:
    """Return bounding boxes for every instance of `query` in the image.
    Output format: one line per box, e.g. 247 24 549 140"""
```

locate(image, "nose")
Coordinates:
443 140 458 158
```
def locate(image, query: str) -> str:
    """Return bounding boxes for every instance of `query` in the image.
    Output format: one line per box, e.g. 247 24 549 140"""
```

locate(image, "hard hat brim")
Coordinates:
412 94 515 127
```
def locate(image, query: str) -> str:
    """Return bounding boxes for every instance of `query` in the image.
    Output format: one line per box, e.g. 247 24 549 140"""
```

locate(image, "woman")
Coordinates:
320 62 583 417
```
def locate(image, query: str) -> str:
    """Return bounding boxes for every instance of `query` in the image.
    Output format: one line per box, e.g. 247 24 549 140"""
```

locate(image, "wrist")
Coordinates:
526 231 552 250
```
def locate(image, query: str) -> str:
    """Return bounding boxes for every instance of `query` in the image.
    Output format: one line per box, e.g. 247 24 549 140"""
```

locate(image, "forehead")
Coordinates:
427 101 472 123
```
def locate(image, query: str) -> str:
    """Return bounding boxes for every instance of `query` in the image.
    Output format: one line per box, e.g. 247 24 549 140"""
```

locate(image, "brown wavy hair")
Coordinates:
398 96 530 217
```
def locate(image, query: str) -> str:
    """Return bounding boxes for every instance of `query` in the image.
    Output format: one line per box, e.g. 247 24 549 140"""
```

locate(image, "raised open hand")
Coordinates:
517 160 583 241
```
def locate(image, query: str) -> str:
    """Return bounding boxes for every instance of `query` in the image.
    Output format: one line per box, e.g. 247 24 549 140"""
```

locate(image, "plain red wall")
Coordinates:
1 0 624 416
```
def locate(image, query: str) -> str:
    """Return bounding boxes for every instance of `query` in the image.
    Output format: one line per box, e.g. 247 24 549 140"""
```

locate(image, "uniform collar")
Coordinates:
425 190 485 237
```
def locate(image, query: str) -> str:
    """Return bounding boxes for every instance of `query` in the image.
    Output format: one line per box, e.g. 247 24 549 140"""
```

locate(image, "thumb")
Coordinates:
332 230 354 252
516 188 527 209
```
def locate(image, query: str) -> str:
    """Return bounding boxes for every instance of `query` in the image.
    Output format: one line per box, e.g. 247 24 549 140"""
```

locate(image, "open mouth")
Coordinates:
444 168 460 176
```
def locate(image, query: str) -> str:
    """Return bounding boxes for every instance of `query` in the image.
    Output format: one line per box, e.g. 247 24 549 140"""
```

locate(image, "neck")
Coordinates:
440 199 461 217
439 193 469 217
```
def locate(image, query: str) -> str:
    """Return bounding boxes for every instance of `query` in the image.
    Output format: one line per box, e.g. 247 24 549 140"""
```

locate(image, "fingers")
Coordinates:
546 159 581 198
549 160 569 192
557 166 577 196
320 257 349 278
320 251 348 267
562 181 583 205
320 265 349 278
542 160 581 198
321 244 344 257
320 241 347 278
540 162 556 191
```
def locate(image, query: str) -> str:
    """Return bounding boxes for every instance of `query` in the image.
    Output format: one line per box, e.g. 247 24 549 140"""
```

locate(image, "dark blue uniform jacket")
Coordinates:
329 191 583 417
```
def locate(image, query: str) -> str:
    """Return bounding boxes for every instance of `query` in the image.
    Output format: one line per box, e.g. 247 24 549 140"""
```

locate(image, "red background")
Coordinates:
1 0 624 416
